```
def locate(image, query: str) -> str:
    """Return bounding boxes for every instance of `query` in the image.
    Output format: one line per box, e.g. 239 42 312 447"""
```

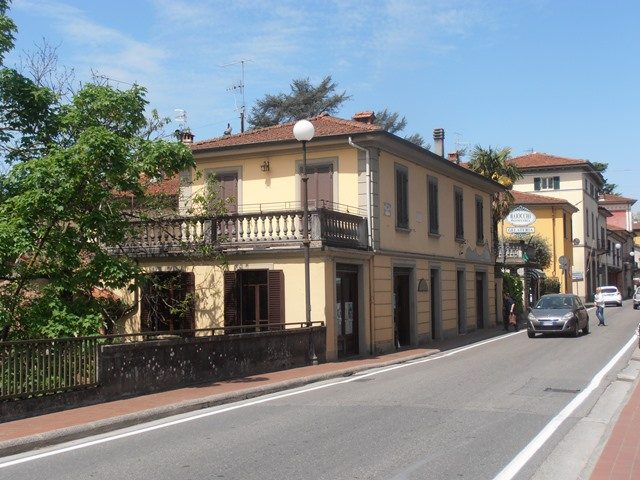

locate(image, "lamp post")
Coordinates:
293 119 317 365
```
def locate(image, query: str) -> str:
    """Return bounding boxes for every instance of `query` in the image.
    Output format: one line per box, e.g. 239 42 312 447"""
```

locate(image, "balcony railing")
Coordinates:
112 208 368 256
496 242 526 264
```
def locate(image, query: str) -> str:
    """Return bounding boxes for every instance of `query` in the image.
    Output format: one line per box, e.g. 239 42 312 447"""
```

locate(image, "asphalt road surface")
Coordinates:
2 302 639 480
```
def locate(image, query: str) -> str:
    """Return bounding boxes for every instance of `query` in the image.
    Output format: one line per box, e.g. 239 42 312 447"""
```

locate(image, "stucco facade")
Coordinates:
117 114 503 360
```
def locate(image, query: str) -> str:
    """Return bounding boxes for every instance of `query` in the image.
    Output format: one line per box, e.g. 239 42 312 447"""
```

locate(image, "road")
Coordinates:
1 303 639 480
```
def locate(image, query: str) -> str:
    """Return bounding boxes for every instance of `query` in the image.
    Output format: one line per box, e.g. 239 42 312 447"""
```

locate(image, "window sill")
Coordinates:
476 240 487 247
428 232 441 239
455 237 466 244
396 226 411 234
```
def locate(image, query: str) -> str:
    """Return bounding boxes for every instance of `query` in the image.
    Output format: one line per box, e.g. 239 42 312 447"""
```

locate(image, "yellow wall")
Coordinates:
500 204 574 292
377 151 493 259
190 146 361 212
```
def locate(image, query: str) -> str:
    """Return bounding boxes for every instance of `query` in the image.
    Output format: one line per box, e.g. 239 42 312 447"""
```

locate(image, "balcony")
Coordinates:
496 242 527 265
111 208 369 257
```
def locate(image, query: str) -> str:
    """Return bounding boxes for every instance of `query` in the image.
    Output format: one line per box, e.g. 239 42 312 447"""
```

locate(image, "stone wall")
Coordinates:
1 327 326 422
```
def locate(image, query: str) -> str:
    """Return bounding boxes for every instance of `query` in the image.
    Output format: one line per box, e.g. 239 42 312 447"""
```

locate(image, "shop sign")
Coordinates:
506 206 536 226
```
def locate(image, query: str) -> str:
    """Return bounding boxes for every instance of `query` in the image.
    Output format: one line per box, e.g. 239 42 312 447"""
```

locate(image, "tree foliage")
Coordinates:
374 108 426 147
247 76 426 147
467 146 522 255
0 3 198 340
591 161 617 194
248 75 350 129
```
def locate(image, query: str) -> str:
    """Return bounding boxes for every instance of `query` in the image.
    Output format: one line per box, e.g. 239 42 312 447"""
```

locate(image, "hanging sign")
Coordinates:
506 206 536 226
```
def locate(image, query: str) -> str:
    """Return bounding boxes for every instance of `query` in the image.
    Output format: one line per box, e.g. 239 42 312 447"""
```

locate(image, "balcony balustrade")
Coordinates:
112 208 368 257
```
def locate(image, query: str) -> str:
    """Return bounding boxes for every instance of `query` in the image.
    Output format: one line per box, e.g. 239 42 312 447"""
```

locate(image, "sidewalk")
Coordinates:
1 326 639 480
589 350 640 480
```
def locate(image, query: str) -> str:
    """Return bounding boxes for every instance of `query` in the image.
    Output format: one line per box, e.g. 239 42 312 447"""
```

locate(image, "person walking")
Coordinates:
503 292 518 331
595 287 606 326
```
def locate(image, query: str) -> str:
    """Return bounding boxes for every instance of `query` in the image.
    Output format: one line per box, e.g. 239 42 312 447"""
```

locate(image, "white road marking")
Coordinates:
0 332 515 468
492 333 638 480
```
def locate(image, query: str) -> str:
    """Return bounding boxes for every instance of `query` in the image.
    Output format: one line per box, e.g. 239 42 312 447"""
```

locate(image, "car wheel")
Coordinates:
619 302 623 307
527 330 535 338
583 321 589 335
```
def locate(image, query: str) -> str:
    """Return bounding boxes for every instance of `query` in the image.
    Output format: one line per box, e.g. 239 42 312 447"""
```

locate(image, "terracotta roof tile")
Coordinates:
192 114 382 151
511 190 573 206
599 192 637 205
509 152 588 168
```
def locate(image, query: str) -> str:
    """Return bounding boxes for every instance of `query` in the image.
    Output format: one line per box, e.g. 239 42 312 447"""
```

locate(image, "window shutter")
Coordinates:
267 270 285 329
182 272 196 331
224 271 239 329
534 177 541 190
553 176 560 189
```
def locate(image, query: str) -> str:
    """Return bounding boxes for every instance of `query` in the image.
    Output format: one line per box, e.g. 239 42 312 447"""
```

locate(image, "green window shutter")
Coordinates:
553 176 560 189
534 178 541 190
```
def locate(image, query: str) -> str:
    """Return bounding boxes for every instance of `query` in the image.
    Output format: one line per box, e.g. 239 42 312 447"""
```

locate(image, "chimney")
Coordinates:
433 128 444 157
175 129 194 144
352 111 376 124
448 151 460 164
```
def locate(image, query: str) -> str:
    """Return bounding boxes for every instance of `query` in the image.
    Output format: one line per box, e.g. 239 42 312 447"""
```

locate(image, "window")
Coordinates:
454 187 464 240
585 209 590 238
224 270 284 331
141 271 195 333
395 164 409 229
534 176 560 190
475 195 484 244
591 212 595 238
563 212 567 239
299 163 334 209
206 170 239 214
427 176 439 235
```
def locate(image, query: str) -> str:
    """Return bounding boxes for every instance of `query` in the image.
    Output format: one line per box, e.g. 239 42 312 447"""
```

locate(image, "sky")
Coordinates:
6 0 640 210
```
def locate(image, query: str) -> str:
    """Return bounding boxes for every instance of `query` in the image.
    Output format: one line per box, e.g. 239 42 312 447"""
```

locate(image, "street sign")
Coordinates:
572 271 584 281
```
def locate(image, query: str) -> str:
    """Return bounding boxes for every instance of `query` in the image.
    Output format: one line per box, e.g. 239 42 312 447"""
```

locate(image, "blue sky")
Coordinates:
7 0 640 210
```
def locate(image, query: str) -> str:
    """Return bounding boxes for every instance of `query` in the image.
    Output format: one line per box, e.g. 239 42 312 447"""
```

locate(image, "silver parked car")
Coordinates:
633 286 640 310
527 293 590 338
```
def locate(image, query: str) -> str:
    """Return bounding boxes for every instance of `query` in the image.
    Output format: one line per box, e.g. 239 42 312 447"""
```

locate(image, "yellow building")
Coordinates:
499 191 577 294
116 113 504 360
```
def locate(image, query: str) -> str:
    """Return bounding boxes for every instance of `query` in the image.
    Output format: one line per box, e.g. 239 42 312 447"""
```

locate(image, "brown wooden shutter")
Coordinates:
267 270 285 330
182 272 196 331
224 271 239 329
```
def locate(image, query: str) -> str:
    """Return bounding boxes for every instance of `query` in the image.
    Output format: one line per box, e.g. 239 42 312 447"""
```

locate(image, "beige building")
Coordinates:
117 113 503 360
509 152 605 302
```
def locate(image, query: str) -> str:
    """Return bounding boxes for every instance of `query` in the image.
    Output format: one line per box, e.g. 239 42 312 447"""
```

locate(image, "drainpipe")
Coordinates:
348 137 373 250
348 137 375 354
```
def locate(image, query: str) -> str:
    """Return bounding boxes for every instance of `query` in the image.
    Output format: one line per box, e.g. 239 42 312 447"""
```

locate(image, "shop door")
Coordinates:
336 265 359 357
394 268 412 348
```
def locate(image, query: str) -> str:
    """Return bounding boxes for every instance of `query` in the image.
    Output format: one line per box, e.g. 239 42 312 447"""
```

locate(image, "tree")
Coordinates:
467 145 522 254
591 161 617 194
247 76 427 147
374 108 427 148
0 3 197 340
248 75 350 129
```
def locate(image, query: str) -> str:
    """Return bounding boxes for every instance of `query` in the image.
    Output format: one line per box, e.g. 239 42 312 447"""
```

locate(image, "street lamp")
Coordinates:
293 119 317 365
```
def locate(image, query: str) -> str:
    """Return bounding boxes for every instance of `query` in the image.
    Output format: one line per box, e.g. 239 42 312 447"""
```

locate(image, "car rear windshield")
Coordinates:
535 296 573 309
601 287 618 294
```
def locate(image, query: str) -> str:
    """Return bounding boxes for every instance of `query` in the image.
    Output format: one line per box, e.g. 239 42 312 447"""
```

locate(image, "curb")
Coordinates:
0 350 438 458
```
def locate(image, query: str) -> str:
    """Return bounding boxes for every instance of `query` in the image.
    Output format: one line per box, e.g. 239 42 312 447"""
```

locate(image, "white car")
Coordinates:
600 286 622 307
633 287 640 309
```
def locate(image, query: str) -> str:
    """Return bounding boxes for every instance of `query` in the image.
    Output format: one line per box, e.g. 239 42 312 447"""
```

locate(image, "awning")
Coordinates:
528 268 546 280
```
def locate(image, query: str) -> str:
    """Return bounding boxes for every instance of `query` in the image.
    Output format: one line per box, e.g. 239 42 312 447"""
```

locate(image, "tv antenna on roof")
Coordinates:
220 59 251 133
174 109 187 128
